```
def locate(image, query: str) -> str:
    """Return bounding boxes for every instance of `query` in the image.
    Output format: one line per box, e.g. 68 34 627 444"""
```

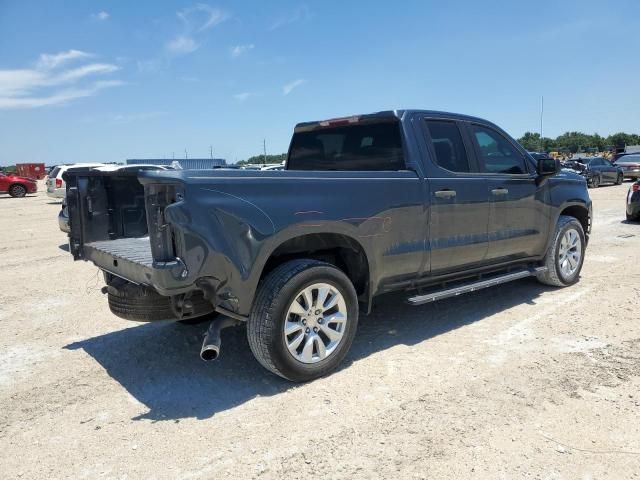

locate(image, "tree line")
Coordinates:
236 154 287 166
517 131 640 153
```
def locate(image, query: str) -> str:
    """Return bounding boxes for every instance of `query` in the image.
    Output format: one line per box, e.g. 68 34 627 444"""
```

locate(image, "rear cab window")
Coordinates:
424 120 471 173
287 120 406 171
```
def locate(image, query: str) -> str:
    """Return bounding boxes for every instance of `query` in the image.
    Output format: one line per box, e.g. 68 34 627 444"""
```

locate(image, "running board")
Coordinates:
406 267 547 306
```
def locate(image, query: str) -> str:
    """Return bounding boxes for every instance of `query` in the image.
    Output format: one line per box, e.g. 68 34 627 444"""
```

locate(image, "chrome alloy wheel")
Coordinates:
558 228 582 278
283 283 347 364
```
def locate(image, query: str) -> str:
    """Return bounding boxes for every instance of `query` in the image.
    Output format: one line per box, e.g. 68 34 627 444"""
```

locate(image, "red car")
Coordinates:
0 171 38 197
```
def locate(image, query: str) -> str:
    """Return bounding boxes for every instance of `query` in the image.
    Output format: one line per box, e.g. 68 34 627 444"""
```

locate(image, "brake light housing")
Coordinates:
55 178 63 188
633 184 640 192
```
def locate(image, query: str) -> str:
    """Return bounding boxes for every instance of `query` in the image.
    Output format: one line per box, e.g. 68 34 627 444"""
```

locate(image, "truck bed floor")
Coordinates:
85 237 153 268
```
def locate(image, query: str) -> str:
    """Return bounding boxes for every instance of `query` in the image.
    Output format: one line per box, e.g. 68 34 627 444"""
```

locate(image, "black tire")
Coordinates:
107 280 213 322
9 184 27 198
616 173 623 185
627 212 638 222
247 259 359 382
589 175 600 188
537 215 586 287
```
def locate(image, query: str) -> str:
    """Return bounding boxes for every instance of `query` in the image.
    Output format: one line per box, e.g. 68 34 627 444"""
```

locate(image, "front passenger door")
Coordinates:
468 124 550 262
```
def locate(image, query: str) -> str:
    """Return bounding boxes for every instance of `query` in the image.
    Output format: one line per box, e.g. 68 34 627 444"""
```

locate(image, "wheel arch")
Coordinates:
558 204 590 238
9 182 28 191
259 232 372 305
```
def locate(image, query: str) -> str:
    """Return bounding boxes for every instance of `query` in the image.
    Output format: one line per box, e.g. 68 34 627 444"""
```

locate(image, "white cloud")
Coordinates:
165 35 199 55
0 80 124 109
0 51 123 110
269 5 311 31
230 44 254 58
282 79 306 95
233 92 253 102
91 11 110 21
177 4 228 33
36 49 92 70
164 5 229 57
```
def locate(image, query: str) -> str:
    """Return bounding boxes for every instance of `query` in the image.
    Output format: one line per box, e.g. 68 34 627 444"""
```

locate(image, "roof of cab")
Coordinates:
294 109 498 132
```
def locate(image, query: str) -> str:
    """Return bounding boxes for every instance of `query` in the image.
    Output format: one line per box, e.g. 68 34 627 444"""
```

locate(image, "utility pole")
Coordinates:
263 139 267 165
540 95 544 152
184 149 188 159
209 145 213 159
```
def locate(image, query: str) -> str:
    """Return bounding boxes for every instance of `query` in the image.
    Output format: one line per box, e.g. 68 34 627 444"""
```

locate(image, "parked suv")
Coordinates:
47 163 106 199
64 110 592 381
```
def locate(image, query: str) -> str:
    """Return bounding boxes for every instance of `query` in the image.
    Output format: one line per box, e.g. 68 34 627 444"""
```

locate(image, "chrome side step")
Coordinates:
406 267 547 306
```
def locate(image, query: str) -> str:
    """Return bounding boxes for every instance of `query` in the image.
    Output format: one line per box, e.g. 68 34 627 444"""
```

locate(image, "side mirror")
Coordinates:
537 157 560 176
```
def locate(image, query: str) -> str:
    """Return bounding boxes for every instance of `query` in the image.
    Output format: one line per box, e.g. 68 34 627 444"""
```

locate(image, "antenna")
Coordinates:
184 149 188 159
540 95 544 152
209 145 213 159
263 139 267 165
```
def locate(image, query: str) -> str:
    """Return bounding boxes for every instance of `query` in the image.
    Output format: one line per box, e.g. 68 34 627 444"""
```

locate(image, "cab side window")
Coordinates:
471 125 528 175
424 120 471 173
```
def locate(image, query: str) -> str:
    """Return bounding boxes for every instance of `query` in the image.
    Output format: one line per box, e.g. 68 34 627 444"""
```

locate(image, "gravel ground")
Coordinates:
0 180 639 479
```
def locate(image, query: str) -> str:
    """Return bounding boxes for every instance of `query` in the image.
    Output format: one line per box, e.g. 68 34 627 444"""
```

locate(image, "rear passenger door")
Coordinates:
420 118 489 274
467 123 549 262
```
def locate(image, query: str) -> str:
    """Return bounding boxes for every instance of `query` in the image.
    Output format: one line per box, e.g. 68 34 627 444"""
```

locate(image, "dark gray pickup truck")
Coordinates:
64 110 592 381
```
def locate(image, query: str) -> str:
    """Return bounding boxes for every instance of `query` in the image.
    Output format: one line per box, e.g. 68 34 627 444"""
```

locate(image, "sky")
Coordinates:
1 0 639 166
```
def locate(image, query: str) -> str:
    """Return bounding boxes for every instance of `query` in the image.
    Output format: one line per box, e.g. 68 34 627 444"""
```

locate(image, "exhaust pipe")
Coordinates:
200 317 241 361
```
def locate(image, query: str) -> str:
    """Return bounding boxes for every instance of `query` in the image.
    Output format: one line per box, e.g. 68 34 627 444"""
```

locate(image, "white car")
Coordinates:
46 163 106 199
260 164 285 171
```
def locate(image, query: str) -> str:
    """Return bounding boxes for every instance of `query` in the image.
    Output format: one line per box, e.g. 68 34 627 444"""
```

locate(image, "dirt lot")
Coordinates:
0 180 639 479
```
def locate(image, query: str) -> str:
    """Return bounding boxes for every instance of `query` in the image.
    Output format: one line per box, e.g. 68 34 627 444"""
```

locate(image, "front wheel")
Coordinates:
589 175 601 188
247 259 359 382
537 215 586 287
616 173 623 185
9 184 27 197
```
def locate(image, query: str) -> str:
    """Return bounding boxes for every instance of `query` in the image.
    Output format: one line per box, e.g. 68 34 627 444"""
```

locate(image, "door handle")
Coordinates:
435 189 456 199
491 188 509 195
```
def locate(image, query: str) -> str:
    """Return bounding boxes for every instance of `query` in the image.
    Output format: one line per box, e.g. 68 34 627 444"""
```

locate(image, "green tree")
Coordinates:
517 132 541 151
236 153 287 166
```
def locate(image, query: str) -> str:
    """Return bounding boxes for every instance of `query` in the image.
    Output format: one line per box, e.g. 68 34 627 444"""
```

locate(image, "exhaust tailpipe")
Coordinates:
200 317 241 361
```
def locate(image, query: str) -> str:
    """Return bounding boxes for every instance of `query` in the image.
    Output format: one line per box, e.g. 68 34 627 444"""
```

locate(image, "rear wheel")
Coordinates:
247 259 358 382
9 184 27 197
537 215 585 287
